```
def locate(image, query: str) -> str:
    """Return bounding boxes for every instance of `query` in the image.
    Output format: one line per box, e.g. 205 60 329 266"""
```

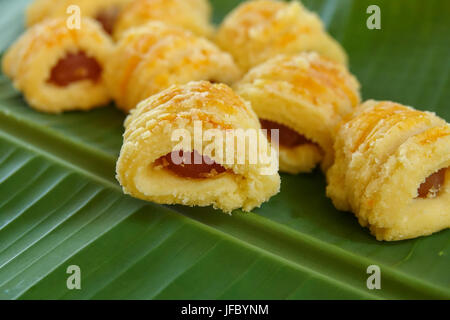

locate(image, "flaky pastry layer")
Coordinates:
216 0 348 72
235 52 360 173
116 81 280 213
326 100 450 241
2 18 113 113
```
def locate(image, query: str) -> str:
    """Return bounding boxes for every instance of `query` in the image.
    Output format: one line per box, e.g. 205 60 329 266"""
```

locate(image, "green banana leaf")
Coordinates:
0 0 449 300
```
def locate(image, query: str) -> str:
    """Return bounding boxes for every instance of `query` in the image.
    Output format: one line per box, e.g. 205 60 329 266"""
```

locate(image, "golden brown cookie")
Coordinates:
326 100 450 241
106 22 241 113
216 0 347 72
114 0 214 40
235 53 361 173
2 18 113 113
116 81 280 213
26 0 133 34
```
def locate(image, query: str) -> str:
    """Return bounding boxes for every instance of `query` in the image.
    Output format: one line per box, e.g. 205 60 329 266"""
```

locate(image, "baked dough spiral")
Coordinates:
2 18 113 113
235 52 361 173
106 22 241 113
116 81 280 213
26 0 133 34
216 0 348 72
326 100 450 241
114 0 214 40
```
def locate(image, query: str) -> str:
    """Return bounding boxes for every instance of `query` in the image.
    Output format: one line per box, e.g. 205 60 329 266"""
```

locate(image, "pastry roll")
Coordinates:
26 0 133 34
106 22 241 113
216 0 347 72
2 18 113 113
116 81 280 213
326 100 450 241
234 52 361 173
114 0 214 39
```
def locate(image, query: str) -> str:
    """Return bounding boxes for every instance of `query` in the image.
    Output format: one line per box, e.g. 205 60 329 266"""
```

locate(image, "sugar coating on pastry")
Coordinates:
234 52 361 173
216 0 348 72
106 22 241 113
116 81 281 213
2 18 113 113
326 100 450 241
113 0 214 40
26 0 133 34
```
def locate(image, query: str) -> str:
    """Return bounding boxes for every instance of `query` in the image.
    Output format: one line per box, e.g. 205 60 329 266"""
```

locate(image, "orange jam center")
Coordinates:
417 168 447 198
260 119 313 148
155 150 226 179
48 51 102 87
95 7 120 35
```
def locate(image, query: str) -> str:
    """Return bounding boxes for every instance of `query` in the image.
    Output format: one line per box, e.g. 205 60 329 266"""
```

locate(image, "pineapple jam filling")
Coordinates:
155 150 227 179
417 167 447 198
95 7 121 35
48 51 102 87
260 119 314 148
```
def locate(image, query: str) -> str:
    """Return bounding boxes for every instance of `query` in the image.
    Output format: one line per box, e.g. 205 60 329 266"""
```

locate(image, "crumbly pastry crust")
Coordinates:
2 18 113 113
235 52 361 173
326 100 450 241
106 22 241 113
26 0 133 27
216 0 348 72
116 81 280 213
113 0 214 40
